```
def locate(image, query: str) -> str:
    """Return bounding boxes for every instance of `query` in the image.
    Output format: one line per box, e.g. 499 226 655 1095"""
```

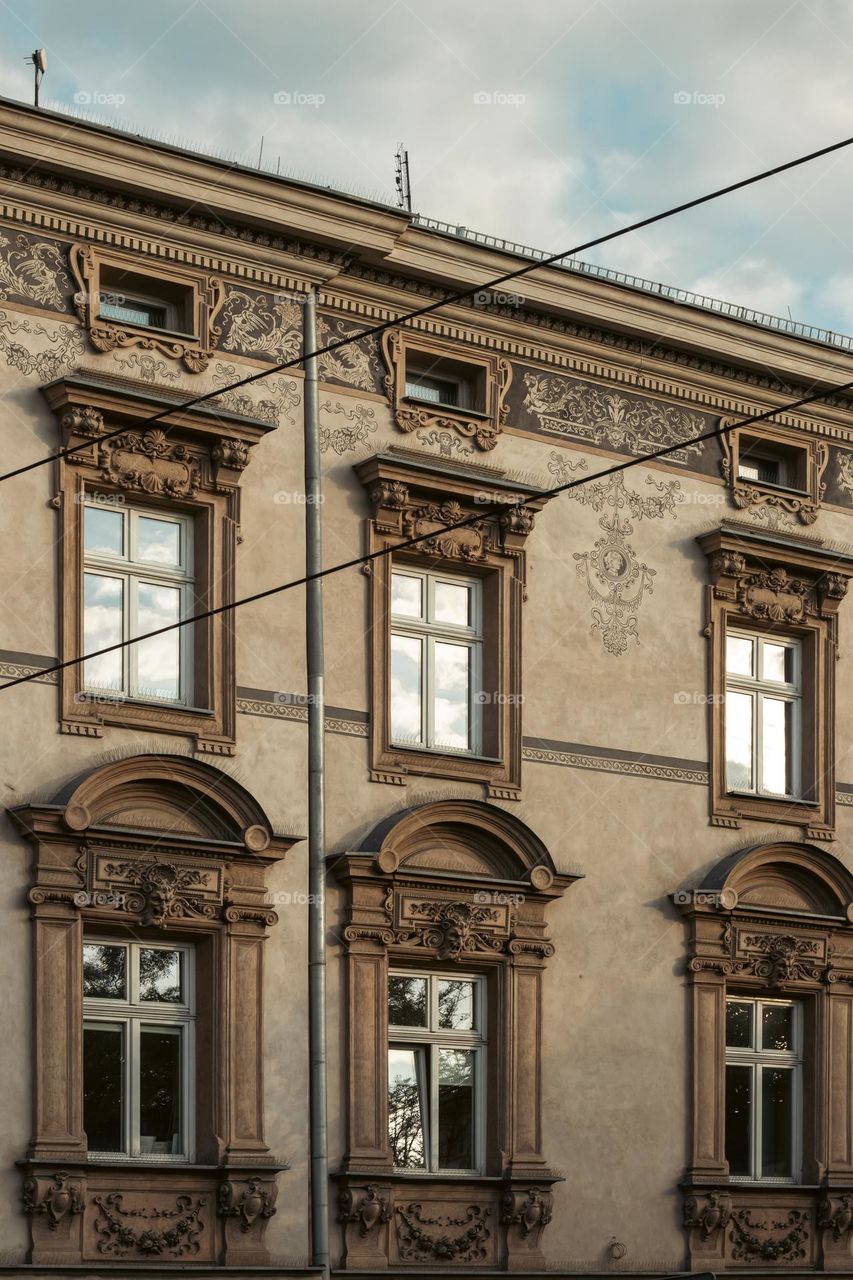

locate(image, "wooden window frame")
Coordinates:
724 995 803 1184
674 842 853 1272
333 798 580 1272
69 244 225 373
698 523 853 837
724 629 803 800
45 373 275 754
356 451 551 798
719 421 829 525
381 331 512 451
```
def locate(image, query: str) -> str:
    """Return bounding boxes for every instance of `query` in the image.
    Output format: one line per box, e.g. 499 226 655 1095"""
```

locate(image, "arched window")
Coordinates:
334 799 579 1271
675 842 853 1271
11 753 299 1267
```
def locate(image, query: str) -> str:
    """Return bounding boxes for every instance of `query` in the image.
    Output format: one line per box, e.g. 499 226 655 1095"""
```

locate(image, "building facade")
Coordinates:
1 95 853 1276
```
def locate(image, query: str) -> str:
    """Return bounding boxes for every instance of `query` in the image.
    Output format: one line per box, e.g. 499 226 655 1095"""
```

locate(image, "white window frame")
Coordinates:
390 567 483 755
725 995 803 1184
83 501 195 706
388 971 486 1175
83 938 195 1163
725 629 802 799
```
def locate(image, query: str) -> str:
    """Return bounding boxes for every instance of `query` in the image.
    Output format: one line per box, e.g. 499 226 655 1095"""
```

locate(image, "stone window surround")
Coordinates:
69 243 226 374
44 373 275 755
719 420 829 525
675 841 853 1272
332 797 580 1272
9 752 300 1267
698 523 853 837
355 450 551 798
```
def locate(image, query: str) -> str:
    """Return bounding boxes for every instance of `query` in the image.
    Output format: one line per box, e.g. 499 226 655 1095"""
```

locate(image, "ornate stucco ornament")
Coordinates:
395 1202 492 1263
339 1185 391 1237
502 1186 553 1238
218 1179 277 1233
396 899 507 960
92 1192 206 1257
22 1171 84 1230
100 858 216 928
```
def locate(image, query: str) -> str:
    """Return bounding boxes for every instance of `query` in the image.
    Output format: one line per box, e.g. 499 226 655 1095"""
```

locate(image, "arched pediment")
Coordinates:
358 799 563 889
48 753 277 852
699 842 853 919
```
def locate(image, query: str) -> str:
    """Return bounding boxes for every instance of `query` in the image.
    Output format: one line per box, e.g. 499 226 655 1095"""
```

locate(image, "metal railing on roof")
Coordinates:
413 214 853 355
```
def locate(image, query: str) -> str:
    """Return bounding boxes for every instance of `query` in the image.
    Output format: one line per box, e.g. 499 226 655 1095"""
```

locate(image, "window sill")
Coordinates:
390 742 502 765
80 692 215 716
95 316 198 343
402 396 490 420
727 790 820 809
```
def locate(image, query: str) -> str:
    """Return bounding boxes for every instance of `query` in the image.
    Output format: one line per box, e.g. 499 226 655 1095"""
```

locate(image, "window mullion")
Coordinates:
430 1043 439 1172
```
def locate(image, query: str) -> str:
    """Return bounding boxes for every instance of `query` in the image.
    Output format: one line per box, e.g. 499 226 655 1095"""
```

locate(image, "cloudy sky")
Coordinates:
3 0 853 335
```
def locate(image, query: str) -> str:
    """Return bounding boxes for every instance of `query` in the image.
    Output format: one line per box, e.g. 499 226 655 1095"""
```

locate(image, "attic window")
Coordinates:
404 352 486 414
737 434 808 493
97 265 194 336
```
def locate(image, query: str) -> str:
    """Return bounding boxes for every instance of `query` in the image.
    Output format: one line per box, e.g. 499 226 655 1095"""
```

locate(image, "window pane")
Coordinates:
388 976 428 1027
83 944 127 999
725 1063 752 1177
726 1000 753 1049
438 1048 474 1169
762 1005 795 1052
84 1024 124 1152
139 949 183 1003
725 690 754 791
140 1027 182 1155
433 642 471 751
388 1048 426 1169
390 633 423 744
762 1068 794 1178
84 506 124 557
726 634 754 676
391 573 422 619
434 581 471 627
763 642 795 685
137 516 182 566
762 697 794 796
134 582 181 700
83 573 124 691
438 980 475 1031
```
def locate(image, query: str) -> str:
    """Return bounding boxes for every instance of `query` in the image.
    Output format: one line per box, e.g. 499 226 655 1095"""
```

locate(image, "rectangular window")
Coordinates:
725 630 801 798
724 996 802 1182
97 265 193 335
387 972 485 1173
390 568 482 754
403 352 486 413
83 502 194 705
737 434 808 493
83 940 194 1160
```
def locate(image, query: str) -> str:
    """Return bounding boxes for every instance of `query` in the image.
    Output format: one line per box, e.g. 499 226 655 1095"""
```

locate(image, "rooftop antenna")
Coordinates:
394 144 411 212
26 48 47 108
257 135 265 168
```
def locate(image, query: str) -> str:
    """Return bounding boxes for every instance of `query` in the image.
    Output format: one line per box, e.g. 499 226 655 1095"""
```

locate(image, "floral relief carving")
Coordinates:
0 311 83 379
524 371 706 463
415 427 476 459
114 351 180 383
0 230 72 308
339 1184 391 1236
218 287 301 362
395 1202 491 1263
22 1171 84 1229
319 399 378 455
728 1207 810 1263
837 450 853 500
550 455 682 655
93 1192 206 1257
211 361 300 426
402 500 490 562
736 566 812 623
740 932 824 985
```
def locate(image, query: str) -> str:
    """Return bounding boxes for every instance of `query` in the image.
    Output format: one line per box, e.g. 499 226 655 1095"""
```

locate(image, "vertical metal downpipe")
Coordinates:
303 290 329 1276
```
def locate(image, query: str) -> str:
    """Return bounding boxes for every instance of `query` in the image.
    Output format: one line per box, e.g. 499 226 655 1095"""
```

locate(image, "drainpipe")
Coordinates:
303 288 329 1276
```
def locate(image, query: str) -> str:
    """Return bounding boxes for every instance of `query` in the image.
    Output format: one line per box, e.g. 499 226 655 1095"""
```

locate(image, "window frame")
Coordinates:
82 937 195 1164
724 628 803 801
82 501 195 708
724 995 803 1185
389 567 484 756
387 971 487 1176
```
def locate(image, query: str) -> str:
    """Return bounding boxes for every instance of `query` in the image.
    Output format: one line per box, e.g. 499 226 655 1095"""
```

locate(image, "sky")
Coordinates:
2 0 853 335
